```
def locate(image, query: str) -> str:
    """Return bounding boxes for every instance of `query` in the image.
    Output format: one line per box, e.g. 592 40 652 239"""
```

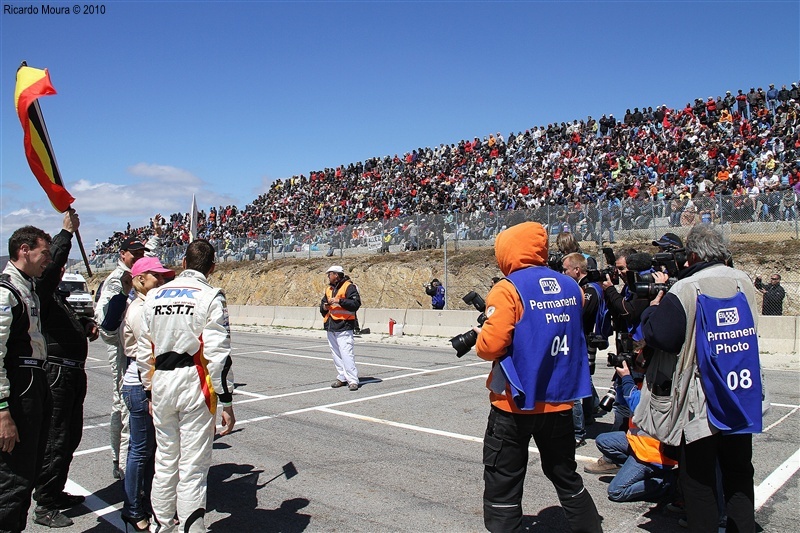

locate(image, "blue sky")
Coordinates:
1 1 798 257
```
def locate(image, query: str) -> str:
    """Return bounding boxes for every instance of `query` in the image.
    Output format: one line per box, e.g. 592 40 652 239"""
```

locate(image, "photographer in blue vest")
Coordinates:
561 252 605 448
634 224 762 532
475 222 601 533
424 278 445 310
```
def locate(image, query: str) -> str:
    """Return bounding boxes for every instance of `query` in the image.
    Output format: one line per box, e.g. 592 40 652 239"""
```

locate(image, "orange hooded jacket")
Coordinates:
475 222 580 414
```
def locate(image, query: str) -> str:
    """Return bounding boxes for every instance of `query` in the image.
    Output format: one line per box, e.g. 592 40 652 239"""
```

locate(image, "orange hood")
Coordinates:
494 222 549 276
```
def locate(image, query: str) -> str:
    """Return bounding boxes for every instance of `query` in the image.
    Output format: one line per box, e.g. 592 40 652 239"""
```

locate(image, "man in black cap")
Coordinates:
94 219 161 480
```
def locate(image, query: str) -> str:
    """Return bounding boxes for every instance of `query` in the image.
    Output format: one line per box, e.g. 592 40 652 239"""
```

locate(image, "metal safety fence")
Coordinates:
72 195 799 315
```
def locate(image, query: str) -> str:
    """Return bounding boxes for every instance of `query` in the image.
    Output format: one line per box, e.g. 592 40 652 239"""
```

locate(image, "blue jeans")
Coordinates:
121 384 155 519
573 402 585 440
595 431 675 502
572 389 597 440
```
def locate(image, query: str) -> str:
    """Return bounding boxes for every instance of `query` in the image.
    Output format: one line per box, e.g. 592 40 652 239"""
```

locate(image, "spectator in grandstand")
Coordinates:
91 79 797 282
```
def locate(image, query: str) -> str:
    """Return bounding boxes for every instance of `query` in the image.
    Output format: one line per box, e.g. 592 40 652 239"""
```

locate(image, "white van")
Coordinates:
59 273 95 317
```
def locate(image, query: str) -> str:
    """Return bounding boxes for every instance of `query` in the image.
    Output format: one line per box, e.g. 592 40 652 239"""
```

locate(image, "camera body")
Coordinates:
450 291 487 358
585 267 618 285
587 332 610 351
547 251 564 272
607 351 635 369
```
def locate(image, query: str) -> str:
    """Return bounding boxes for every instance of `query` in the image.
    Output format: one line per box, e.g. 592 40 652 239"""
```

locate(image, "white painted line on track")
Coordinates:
86 356 101 362
754 447 800 510
317 407 599 462
770 402 800 409
234 389 271 399
230 349 271 356
230 361 489 404
764 406 800 432
82 422 111 430
261 349 427 371
318 406 483 443
235 374 487 426
75 445 111 456
64 479 124 530
293 343 330 350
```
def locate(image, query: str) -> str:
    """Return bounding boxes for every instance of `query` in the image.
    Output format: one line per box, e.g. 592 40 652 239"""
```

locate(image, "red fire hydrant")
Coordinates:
389 318 396 336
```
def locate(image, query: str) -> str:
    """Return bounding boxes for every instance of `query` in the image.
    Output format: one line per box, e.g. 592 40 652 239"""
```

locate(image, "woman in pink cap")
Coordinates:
120 257 174 531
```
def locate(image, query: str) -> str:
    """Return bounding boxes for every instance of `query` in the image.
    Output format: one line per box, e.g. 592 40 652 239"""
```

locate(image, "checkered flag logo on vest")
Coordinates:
716 307 740 327
539 278 561 294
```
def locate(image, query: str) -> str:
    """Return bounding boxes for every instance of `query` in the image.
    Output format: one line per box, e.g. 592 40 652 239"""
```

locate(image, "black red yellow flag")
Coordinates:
14 63 75 212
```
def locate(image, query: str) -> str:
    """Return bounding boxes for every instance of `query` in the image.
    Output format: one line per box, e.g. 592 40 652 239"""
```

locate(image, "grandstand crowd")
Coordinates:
94 81 800 258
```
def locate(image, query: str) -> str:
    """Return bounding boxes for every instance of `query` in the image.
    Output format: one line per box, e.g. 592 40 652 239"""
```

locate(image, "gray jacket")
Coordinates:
633 264 759 445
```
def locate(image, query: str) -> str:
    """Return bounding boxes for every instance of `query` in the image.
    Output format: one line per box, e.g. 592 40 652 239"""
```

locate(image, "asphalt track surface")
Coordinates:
26 329 799 532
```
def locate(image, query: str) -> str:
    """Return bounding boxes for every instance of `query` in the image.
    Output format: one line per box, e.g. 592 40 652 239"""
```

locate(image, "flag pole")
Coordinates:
74 228 92 277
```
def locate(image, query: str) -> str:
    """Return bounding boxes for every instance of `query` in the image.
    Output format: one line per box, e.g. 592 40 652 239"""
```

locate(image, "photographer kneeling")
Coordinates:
585 358 677 503
475 222 601 533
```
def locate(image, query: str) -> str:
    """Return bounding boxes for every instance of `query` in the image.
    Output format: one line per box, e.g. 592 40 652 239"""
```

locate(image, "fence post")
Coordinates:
652 200 659 242
443 235 448 310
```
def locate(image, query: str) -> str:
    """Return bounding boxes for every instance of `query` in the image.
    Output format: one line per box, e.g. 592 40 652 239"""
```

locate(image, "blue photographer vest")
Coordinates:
696 291 762 434
501 267 592 410
589 282 613 338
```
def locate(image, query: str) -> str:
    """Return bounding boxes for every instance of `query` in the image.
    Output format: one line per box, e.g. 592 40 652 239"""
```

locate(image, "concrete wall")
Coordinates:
228 306 799 355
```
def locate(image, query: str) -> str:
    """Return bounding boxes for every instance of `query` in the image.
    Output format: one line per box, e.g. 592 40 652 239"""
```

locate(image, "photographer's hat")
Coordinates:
652 232 683 249
326 265 344 274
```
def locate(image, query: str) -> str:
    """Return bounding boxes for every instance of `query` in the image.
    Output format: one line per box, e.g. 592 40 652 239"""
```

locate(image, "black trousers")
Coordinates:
33 363 87 509
482 406 602 533
0 367 52 532
680 433 755 533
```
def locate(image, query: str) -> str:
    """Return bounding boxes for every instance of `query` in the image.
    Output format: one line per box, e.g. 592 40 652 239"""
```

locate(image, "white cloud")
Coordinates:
127 163 204 187
0 163 239 260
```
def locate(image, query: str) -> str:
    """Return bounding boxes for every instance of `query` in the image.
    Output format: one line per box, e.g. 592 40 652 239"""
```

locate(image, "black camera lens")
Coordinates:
598 389 616 412
450 329 478 358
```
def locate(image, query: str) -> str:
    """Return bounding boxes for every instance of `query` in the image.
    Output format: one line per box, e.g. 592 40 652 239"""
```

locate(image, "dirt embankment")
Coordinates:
87 238 798 315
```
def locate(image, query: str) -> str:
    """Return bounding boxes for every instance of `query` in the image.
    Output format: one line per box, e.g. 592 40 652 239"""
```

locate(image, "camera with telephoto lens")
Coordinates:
598 331 637 411
450 291 487 358
626 246 686 298
627 270 678 299
598 382 617 412
584 247 620 285
584 267 618 285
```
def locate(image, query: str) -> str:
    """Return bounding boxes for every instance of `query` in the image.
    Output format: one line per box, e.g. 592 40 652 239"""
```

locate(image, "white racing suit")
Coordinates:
136 269 233 533
95 236 159 475
94 260 131 476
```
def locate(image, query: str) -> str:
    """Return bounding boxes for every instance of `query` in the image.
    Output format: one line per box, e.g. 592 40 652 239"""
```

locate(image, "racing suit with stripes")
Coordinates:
0 263 51 532
136 269 233 532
